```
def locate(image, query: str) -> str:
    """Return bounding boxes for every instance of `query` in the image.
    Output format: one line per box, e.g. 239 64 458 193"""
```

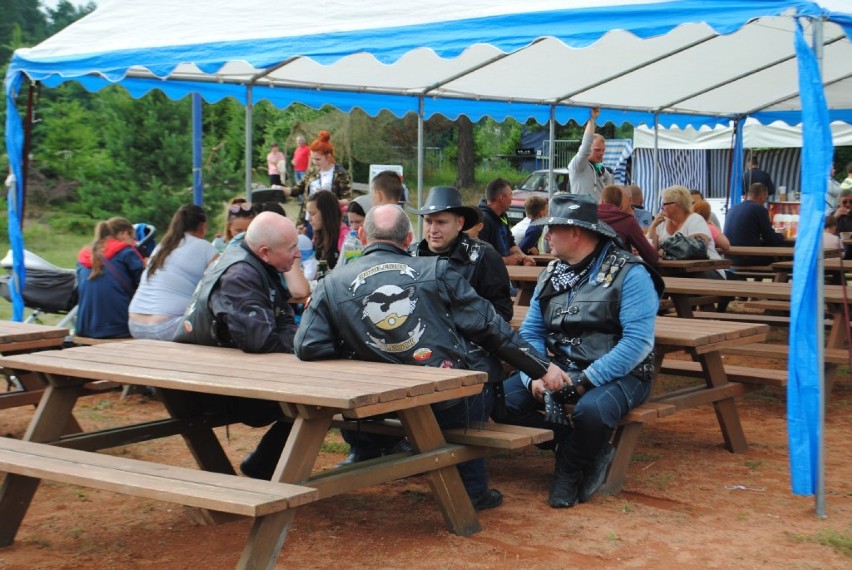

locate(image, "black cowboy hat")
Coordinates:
530 193 617 240
414 186 480 231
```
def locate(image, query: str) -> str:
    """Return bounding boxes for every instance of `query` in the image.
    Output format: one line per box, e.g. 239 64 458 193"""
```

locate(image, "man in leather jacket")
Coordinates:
175 212 310 479
338 187 515 466
500 194 664 508
295 205 568 511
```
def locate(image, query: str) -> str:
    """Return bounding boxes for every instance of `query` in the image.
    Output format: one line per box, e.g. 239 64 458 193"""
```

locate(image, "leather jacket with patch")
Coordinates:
295 242 549 381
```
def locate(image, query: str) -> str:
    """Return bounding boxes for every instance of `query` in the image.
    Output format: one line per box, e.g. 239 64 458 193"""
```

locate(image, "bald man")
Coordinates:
296 205 567 511
175 211 309 479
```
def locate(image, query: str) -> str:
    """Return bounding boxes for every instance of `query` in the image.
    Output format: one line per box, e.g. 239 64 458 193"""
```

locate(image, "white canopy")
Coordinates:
634 120 852 149
8 0 852 127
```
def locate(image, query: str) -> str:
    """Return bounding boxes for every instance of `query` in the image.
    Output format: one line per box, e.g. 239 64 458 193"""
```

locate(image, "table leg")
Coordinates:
0 380 83 546
696 351 748 453
238 414 332 570
671 294 694 318
158 389 235 475
157 389 239 525
398 405 481 536
600 422 643 495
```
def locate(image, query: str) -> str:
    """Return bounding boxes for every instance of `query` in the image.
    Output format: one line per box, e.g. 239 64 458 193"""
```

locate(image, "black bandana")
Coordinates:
549 240 607 293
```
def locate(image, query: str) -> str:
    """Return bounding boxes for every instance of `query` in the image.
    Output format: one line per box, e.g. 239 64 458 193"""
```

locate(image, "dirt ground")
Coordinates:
0 373 850 569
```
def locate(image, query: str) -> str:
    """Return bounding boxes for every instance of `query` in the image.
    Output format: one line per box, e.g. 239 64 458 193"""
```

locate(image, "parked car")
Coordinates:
507 168 570 225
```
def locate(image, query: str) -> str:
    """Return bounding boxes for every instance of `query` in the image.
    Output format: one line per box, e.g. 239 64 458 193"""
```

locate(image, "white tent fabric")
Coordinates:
8 0 852 126
5 0 852 503
634 120 852 149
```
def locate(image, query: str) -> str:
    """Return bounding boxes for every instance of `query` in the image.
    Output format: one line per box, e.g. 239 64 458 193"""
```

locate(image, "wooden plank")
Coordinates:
0 438 318 517
722 343 849 365
659 359 787 387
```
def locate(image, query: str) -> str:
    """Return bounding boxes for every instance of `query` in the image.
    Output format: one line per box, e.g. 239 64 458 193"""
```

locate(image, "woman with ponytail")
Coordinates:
128 204 217 340
76 217 145 338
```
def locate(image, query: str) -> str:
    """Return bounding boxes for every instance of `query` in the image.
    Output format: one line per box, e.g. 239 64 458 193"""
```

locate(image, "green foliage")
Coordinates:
474 118 522 160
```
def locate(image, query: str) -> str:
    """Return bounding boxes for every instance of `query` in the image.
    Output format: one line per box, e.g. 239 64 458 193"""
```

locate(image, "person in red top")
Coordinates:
76 217 146 338
291 135 310 182
597 185 659 266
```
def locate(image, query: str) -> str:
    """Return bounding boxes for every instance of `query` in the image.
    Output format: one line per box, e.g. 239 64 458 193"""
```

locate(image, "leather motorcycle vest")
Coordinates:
175 243 287 347
536 243 663 374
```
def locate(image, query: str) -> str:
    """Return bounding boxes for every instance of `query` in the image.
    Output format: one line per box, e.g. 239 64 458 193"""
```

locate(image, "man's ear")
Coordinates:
403 231 414 249
357 226 367 245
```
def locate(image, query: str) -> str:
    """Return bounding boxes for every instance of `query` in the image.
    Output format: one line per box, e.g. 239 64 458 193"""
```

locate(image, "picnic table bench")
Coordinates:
0 340 502 569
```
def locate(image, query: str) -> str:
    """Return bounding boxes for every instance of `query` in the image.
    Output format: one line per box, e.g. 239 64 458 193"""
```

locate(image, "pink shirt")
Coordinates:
267 150 285 174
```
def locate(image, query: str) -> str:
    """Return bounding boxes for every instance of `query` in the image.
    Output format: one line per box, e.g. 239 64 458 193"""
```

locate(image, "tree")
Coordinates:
455 116 475 189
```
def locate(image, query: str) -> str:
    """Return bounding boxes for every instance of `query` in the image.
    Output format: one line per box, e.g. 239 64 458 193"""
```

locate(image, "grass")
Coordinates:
744 459 765 471
787 528 852 557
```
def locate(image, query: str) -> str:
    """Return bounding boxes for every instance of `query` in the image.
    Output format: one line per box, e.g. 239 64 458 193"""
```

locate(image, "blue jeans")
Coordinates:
342 385 494 497
501 371 650 467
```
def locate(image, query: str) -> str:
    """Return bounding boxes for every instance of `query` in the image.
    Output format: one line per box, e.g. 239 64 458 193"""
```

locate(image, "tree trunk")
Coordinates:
455 116 475 189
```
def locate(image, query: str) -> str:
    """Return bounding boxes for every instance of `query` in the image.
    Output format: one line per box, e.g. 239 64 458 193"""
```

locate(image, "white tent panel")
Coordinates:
634 120 852 149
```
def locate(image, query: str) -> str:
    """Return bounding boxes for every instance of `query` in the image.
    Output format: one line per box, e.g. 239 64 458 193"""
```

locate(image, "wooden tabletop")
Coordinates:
662 276 850 304
0 321 68 353
771 258 852 272
507 265 545 282
0 340 486 416
726 246 841 258
656 258 731 274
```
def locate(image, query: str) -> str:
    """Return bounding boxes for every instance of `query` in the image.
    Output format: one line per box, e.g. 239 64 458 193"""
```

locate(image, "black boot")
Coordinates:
240 420 291 480
548 449 581 508
578 443 616 503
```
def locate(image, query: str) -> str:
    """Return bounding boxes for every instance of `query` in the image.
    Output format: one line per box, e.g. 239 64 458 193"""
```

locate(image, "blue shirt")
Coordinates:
518 257 657 388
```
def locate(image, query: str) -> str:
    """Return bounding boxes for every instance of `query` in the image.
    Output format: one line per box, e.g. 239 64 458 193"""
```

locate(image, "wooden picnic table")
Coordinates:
507 264 545 306
726 245 841 259
0 340 492 569
662 276 851 395
508 307 769 492
0 322 68 411
655 258 731 276
771 257 852 283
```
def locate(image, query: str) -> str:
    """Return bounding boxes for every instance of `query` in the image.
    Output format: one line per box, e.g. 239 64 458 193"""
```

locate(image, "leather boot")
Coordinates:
240 420 290 480
579 443 616 503
548 450 581 508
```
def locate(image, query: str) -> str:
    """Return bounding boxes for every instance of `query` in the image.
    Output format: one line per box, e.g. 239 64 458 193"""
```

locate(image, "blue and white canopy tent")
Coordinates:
6 0 852 508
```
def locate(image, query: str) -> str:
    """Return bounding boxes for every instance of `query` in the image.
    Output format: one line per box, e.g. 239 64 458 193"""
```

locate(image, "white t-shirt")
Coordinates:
129 234 217 316
655 212 726 277
511 217 531 243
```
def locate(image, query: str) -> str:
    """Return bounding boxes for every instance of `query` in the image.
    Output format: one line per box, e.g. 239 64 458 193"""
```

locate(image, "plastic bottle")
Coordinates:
212 233 226 254
298 234 318 281
340 230 364 266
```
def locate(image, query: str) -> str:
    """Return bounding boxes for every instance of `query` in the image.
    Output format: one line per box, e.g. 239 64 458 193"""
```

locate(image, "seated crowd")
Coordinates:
75 165 765 514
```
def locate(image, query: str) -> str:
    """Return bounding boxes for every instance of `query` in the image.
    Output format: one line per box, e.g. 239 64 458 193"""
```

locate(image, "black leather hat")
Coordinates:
414 186 480 231
530 193 617 240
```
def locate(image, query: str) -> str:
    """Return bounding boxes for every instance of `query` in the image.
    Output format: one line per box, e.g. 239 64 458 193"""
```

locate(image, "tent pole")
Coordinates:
417 97 424 241
653 113 659 203
192 93 203 206
548 105 555 197
813 16 826 521
245 86 253 199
